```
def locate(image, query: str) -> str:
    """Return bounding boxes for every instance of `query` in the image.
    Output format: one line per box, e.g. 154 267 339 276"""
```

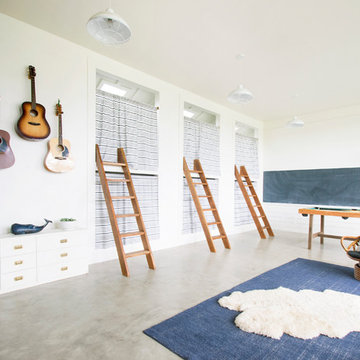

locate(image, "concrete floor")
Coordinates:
0 230 354 360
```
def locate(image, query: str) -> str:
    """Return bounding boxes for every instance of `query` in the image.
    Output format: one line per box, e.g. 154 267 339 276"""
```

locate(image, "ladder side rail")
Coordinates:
249 187 274 237
194 160 231 249
183 157 216 252
242 167 263 212
117 148 156 269
95 145 130 276
235 165 266 239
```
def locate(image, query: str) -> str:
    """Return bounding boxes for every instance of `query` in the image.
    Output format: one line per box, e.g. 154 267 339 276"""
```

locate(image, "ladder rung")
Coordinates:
208 221 221 225
258 215 266 218
198 195 211 198
103 161 126 167
111 196 135 200
120 231 144 238
262 226 269 229
244 184 253 187
212 235 225 240
116 213 140 218
125 250 150 258
248 194 257 197
254 205 262 208
107 179 130 183
193 182 207 185
203 208 216 212
189 170 202 173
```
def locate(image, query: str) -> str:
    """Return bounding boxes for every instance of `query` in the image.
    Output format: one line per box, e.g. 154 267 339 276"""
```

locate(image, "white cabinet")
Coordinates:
0 229 89 294
1 235 36 257
37 246 86 267
37 232 86 252
1 269 37 291
37 261 88 283
1 253 36 274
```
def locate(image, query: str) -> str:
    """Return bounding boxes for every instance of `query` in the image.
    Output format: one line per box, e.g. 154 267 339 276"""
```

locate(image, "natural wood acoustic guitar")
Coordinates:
44 100 74 173
17 65 50 140
0 129 15 169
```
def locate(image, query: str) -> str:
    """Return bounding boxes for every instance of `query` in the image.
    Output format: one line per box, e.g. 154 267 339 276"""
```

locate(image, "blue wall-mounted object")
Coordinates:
263 167 360 206
11 219 52 235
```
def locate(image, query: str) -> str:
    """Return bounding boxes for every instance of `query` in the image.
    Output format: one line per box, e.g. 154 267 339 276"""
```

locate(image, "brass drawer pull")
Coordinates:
60 239 68 244
61 266 68 271
14 245 23 250
14 260 23 265
60 253 68 257
14 276 23 281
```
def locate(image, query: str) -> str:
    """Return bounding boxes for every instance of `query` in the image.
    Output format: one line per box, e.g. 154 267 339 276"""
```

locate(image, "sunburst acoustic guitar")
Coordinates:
0 129 15 169
17 65 50 140
44 100 74 173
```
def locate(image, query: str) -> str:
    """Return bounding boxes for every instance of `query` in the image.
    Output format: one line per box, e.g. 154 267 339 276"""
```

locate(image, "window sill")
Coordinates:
97 167 158 176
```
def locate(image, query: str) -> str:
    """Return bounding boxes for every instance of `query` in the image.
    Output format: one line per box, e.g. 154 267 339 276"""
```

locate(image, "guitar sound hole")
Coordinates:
30 109 38 117
57 145 65 152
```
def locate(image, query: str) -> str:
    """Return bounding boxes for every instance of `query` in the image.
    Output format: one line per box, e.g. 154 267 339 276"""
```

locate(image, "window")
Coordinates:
95 72 159 249
234 123 259 226
183 103 220 234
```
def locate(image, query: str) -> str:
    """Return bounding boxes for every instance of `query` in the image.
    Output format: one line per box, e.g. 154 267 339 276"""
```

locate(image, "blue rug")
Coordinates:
144 258 360 360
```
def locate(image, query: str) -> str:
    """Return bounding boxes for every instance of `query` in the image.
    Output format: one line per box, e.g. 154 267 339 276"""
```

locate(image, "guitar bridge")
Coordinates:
55 156 67 160
27 122 41 126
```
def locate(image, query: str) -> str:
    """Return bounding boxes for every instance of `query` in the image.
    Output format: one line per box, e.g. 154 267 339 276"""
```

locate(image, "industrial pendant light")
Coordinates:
87 4 131 46
286 116 304 128
227 84 254 104
286 94 304 127
227 54 254 104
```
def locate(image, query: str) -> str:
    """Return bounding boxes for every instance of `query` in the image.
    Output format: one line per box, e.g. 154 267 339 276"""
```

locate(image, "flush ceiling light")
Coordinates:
286 116 304 128
98 81 128 96
227 84 254 104
87 7 131 46
184 110 195 118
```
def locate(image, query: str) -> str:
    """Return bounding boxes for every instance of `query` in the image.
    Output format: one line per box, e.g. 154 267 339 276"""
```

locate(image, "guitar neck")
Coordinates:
31 77 37 110
58 113 63 146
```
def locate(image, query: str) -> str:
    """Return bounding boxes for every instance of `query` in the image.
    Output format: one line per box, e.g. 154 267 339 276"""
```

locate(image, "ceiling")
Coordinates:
1 0 360 121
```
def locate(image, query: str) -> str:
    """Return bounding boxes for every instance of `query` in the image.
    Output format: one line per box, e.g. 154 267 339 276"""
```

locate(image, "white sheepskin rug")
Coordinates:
218 287 360 340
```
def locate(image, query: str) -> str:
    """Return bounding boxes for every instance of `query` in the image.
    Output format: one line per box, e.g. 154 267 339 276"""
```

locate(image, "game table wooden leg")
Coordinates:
320 215 324 244
308 214 313 250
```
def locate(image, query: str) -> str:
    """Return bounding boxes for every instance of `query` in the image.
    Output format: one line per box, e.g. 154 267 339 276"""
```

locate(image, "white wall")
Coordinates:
263 105 360 238
0 14 262 264
0 14 89 234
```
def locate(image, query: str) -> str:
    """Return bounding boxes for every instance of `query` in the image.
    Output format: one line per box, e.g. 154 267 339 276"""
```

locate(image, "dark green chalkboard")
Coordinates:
263 168 360 206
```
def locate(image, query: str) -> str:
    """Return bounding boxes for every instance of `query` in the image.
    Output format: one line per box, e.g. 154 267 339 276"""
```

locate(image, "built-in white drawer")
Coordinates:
37 232 86 252
1 236 36 258
37 246 88 267
1 268 36 291
37 259 88 284
1 253 36 274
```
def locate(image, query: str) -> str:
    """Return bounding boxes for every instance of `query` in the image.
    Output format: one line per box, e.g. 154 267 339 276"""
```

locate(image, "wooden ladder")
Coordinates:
95 144 155 277
183 157 231 252
235 165 274 239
